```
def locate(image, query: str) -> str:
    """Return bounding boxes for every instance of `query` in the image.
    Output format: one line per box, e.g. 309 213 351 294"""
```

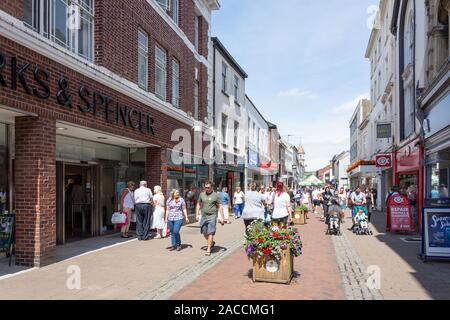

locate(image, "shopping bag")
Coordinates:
131 211 137 223
116 212 129 228
162 222 170 237
111 212 126 224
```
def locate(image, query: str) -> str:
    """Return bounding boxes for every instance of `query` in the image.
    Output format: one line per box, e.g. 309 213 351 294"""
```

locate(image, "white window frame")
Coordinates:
222 114 228 145
194 80 199 120
171 0 179 25
221 62 228 93
23 0 94 62
194 15 199 52
172 59 180 108
234 75 240 103
234 121 239 149
156 0 170 11
155 45 167 101
138 29 149 90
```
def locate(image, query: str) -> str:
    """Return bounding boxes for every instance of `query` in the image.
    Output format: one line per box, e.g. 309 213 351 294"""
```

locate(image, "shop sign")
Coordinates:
0 53 155 135
387 194 414 232
376 123 392 139
375 154 392 168
248 149 259 168
421 208 450 260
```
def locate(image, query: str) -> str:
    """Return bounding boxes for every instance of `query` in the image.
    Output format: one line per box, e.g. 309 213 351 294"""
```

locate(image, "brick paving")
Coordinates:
0 220 244 300
171 216 346 300
341 209 450 300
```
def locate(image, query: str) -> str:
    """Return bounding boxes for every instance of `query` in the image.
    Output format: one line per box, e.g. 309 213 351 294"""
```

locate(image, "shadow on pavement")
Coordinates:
366 209 450 299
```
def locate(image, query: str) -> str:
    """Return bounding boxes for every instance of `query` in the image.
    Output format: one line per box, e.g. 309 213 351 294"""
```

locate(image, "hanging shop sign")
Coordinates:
387 194 414 233
0 53 155 135
421 208 450 261
376 123 392 139
375 154 392 168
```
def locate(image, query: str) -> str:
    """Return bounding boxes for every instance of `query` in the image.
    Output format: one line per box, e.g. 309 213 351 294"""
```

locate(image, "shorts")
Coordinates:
313 200 320 206
200 215 217 236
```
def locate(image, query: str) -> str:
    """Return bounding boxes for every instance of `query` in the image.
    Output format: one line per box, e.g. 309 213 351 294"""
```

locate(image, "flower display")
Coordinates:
244 220 303 261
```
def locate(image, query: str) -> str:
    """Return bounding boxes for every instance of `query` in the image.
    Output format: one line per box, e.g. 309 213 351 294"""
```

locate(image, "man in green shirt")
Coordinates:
196 181 224 256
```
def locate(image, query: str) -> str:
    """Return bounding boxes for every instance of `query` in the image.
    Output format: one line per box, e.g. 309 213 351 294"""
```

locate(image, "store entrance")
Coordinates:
57 162 98 244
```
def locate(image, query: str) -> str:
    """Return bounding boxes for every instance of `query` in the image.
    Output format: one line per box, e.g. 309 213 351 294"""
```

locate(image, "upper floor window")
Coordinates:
171 0 179 25
234 121 239 149
156 0 170 11
24 0 94 61
155 45 167 101
172 59 180 108
221 114 228 145
138 29 149 90
194 80 199 120
194 16 200 52
221 62 228 93
234 75 240 103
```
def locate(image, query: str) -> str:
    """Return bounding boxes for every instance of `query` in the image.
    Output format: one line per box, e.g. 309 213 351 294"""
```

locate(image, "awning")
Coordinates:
347 160 376 173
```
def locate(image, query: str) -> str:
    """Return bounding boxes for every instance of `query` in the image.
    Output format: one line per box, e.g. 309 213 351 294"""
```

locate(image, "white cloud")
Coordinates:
332 93 369 114
277 88 317 99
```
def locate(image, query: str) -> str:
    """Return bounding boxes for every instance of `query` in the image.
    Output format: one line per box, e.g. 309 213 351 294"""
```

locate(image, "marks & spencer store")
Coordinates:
0 33 206 267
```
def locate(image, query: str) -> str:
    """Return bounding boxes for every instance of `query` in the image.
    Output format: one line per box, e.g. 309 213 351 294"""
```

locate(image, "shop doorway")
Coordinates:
57 162 98 244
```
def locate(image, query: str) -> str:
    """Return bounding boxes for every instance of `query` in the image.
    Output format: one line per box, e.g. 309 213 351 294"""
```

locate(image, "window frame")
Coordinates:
155 45 167 101
138 29 149 90
171 59 180 108
221 62 228 94
221 114 228 146
23 0 94 62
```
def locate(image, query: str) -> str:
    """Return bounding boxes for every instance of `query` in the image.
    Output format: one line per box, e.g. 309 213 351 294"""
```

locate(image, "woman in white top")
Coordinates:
300 188 311 220
272 182 293 227
234 187 245 219
119 181 136 238
152 186 166 239
242 182 267 232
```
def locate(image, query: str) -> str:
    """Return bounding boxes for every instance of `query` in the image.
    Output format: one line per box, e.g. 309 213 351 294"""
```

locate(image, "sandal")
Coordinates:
205 251 211 256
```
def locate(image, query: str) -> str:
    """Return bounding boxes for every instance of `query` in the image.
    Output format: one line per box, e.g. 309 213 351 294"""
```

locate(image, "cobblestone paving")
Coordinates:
332 230 383 300
136 237 244 300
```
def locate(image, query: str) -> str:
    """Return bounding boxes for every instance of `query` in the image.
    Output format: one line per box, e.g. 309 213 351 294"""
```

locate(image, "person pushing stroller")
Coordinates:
325 199 342 235
349 187 366 231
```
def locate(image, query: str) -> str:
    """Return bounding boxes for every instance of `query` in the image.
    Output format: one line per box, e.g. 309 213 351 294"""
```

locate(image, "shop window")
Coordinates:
427 162 450 201
0 124 9 214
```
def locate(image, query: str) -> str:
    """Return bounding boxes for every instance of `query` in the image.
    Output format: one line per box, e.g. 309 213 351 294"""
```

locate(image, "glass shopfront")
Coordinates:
166 150 209 216
56 135 146 243
0 123 11 215
425 149 450 207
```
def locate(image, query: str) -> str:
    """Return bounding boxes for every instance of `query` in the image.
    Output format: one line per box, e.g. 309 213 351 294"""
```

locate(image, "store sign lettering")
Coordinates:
0 53 155 135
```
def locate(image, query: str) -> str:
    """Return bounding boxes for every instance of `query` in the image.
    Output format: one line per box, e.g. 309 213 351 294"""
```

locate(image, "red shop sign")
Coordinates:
387 194 414 232
375 154 392 168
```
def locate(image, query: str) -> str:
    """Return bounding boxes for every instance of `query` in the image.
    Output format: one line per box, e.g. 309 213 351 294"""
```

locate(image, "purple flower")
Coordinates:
245 244 255 255
280 242 287 250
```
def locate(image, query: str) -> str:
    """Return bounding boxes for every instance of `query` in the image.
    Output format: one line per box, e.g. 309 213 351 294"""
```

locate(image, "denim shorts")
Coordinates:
200 215 217 236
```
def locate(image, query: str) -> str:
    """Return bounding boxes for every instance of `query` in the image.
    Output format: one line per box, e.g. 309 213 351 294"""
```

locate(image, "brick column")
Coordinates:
146 147 168 192
14 116 56 267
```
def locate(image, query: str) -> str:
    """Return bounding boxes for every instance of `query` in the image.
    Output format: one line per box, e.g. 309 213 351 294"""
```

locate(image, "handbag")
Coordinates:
111 212 127 224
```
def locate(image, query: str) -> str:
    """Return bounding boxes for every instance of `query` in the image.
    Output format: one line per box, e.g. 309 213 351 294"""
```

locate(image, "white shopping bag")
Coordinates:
131 211 137 223
111 212 126 224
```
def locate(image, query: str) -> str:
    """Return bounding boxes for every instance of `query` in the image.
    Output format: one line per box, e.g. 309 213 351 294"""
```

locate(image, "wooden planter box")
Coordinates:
253 249 294 284
293 210 306 225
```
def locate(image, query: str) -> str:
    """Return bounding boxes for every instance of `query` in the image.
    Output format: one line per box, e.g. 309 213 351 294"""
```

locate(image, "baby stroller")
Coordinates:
325 202 342 236
353 205 373 235
326 214 341 235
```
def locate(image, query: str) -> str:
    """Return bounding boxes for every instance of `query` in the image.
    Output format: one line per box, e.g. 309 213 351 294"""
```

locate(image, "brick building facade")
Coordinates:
0 0 220 267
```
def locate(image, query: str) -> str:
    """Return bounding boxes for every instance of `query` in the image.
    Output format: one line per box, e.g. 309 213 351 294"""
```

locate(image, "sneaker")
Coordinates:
176 246 182 251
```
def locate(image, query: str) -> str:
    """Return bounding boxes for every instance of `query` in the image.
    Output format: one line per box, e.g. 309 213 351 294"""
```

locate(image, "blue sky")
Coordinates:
212 0 378 171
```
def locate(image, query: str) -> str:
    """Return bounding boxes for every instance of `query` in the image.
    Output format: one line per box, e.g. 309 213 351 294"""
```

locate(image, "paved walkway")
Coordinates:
171 215 346 300
0 220 244 300
341 209 450 300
